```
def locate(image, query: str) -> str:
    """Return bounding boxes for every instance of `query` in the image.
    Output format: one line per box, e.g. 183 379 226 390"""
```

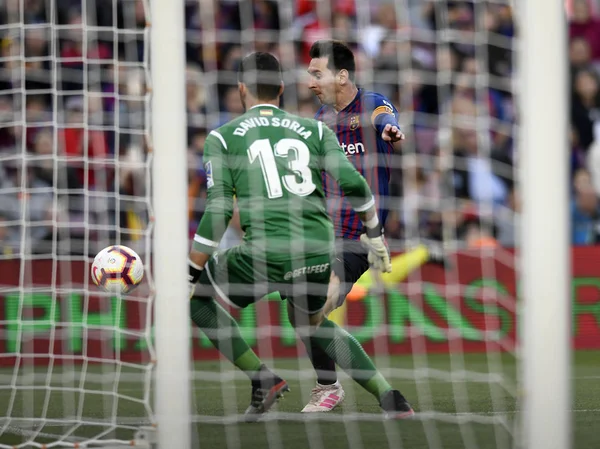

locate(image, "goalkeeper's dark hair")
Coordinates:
309 40 356 82
237 52 283 100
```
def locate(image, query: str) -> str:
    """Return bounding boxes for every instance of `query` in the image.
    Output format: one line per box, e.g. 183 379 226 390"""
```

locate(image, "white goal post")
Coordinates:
519 0 571 448
150 0 191 448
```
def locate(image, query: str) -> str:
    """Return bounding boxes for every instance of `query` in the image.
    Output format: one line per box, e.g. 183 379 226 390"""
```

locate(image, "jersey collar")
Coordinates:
339 88 362 113
249 104 280 110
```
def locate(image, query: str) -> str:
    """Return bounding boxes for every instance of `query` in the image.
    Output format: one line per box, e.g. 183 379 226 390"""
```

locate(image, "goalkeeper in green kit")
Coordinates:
188 51 414 419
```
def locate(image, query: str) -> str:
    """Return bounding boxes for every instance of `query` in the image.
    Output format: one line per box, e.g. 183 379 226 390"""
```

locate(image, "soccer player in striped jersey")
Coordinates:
301 40 445 413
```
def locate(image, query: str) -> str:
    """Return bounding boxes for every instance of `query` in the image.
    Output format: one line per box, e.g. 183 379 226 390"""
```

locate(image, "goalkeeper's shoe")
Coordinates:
380 390 415 420
244 369 290 421
301 381 345 412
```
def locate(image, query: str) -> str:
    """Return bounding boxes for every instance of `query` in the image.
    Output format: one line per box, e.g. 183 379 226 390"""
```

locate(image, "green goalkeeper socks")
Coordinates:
190 297 392 398
190 299 262 376
308 318 392 400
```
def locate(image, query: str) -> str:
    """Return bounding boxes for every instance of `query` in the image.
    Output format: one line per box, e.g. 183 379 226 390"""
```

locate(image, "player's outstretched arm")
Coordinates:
189 131 235 294
368 96 405 143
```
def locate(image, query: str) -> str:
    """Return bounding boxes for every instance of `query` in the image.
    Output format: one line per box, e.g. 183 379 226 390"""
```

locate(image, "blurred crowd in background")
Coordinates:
1 0 600 256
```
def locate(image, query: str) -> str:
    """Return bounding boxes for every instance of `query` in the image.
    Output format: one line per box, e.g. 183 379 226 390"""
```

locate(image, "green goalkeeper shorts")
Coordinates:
196 245 331 314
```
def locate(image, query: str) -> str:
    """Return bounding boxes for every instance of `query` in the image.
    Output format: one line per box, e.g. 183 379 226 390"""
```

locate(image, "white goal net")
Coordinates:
0 0 575 448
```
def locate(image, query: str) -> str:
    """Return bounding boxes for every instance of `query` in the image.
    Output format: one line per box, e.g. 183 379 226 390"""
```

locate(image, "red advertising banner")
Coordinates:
0 247 598 366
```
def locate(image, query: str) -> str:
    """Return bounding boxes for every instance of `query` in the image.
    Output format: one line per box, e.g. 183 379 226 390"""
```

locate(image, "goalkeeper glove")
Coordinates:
188 259 204 299
359 225 392 274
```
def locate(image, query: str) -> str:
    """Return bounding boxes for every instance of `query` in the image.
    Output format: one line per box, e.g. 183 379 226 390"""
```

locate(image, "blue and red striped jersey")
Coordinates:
316 88 399 240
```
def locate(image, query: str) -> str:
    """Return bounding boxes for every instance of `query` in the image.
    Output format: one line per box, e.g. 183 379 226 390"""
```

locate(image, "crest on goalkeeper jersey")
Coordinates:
205 161 214 189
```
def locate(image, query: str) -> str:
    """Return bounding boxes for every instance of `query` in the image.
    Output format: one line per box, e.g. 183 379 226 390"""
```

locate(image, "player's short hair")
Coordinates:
237 52 283 100
309 40 355 82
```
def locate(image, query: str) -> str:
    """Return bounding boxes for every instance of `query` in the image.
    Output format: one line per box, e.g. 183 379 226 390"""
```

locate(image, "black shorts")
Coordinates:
276 238 369 310
331 238 370 308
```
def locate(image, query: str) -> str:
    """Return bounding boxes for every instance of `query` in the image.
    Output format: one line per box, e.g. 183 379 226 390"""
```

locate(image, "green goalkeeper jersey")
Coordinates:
193 104 374 261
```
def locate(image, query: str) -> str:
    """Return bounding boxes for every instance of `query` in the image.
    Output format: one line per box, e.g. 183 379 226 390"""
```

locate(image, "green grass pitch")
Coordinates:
1 351 599 449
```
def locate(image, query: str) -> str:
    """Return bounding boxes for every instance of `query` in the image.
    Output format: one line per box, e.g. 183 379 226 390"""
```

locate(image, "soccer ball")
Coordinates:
91 245 144 294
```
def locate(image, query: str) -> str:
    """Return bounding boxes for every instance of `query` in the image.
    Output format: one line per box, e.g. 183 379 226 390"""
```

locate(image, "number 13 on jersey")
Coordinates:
247 138 316 198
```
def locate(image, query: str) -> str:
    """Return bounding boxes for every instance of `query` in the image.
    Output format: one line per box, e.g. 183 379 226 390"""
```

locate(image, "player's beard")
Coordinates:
319 90 335 106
